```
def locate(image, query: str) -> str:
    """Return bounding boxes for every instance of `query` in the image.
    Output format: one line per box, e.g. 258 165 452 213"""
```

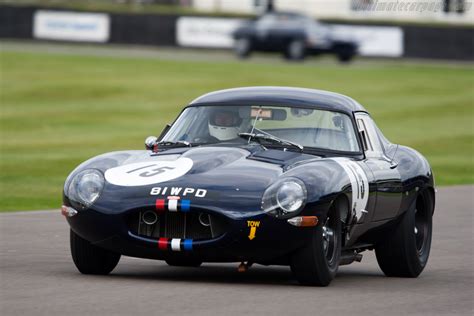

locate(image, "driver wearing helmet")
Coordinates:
208 109 242 141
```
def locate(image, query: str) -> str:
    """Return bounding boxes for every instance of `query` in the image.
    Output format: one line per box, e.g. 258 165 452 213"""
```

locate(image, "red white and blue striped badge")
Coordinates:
154 196 193 251
158 238 193 251
155 196 191 213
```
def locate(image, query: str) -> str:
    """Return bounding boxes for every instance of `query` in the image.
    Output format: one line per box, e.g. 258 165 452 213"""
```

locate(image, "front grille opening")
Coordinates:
128 211 227 240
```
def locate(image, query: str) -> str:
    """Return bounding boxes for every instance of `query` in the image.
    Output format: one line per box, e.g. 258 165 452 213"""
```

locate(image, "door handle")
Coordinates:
389 162 398 169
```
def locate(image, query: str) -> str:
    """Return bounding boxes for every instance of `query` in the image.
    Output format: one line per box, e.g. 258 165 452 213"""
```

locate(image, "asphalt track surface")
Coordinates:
2 40 472 67
0 186 473 315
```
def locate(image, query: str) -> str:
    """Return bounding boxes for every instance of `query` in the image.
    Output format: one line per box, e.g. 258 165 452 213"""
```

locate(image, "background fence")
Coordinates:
1 4 473 60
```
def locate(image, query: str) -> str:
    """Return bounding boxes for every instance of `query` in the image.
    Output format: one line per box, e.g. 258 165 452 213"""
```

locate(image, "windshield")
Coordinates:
162 105 360 153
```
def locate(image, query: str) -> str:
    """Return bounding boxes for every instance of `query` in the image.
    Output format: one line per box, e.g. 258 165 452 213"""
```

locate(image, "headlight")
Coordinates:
262 178 307 218
67 169 104 209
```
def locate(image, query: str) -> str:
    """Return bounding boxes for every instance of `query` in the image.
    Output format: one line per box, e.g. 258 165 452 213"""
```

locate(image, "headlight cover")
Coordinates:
67 169 104 209
261 178 307 219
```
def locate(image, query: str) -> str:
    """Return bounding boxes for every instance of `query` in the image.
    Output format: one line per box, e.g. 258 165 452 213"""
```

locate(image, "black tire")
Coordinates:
335 44 356 63
70 229 121 275
165 258 202 267
284 39 306 61
290 201 342 286
234 37 252 59
337 52 354 63
375 189 434 277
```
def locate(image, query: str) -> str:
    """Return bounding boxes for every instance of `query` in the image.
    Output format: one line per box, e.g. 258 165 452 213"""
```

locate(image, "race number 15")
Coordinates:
126 164 175 178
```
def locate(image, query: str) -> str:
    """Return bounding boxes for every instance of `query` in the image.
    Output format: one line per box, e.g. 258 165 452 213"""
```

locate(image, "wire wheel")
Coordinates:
375 189 434 277
290 198 344 286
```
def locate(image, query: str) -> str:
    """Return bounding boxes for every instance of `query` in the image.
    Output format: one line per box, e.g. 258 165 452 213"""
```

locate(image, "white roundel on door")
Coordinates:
330 157 369 223
104 158 193 186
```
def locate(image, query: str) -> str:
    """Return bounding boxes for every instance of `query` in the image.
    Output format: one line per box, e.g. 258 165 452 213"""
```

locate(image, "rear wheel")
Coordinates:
284 39 306 61
375 189 433 277
70 229 121 275
234 38 252 58
290 201 342 286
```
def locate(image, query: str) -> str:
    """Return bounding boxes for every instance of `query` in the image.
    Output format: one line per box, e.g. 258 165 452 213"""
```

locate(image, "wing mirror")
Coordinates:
145 124 171 150
145 136 158 150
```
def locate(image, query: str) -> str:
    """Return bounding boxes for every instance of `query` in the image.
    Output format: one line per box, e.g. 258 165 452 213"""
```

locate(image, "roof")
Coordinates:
189 87 367 113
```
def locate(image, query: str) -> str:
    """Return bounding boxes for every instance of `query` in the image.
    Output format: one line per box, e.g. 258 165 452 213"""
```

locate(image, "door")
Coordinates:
355 113 403 221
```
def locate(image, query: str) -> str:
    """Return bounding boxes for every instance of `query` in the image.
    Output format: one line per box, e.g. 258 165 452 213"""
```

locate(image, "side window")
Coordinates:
356 118 371 151
355 113 384 158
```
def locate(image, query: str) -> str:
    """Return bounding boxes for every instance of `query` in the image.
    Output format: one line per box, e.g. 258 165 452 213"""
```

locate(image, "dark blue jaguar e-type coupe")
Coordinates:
63 87 435 286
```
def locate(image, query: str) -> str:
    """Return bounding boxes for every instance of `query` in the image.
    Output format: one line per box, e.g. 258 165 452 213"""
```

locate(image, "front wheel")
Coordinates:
70 229 121 275
334 43 356 63
290 202 342 286
337 51 355 63
375 189 434 277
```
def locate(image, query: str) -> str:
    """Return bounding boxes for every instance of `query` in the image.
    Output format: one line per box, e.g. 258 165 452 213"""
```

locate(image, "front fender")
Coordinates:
285 159 351 204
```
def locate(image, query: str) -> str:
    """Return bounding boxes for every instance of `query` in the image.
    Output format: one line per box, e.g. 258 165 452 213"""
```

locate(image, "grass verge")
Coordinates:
0 49 473 211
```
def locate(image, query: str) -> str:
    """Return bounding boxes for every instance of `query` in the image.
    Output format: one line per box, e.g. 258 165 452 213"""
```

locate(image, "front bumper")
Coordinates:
65 201 330 264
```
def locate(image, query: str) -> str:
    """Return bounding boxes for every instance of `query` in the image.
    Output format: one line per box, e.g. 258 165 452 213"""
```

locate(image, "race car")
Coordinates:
63 87 435 286
232 12 358 62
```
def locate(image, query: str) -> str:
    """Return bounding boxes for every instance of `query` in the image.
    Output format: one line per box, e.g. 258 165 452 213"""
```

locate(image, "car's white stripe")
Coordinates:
168 200 178 212
330 158 369 223
171 238 181 251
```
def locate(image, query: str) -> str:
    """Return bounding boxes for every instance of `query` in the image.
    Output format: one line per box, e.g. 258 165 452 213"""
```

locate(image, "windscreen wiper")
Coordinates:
238 132 304 152
156 141 192 148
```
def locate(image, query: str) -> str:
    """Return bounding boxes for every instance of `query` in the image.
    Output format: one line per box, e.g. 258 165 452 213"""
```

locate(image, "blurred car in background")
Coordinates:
233 12 358 62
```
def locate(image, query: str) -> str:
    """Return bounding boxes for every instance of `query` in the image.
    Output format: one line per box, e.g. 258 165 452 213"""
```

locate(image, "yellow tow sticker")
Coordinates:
247 221 260 240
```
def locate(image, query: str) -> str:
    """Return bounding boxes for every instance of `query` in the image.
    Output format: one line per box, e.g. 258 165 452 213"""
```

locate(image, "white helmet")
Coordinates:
209 110 241 141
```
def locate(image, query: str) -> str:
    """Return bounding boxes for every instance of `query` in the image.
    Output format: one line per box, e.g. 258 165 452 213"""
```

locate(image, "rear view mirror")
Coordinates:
250 107 287 121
